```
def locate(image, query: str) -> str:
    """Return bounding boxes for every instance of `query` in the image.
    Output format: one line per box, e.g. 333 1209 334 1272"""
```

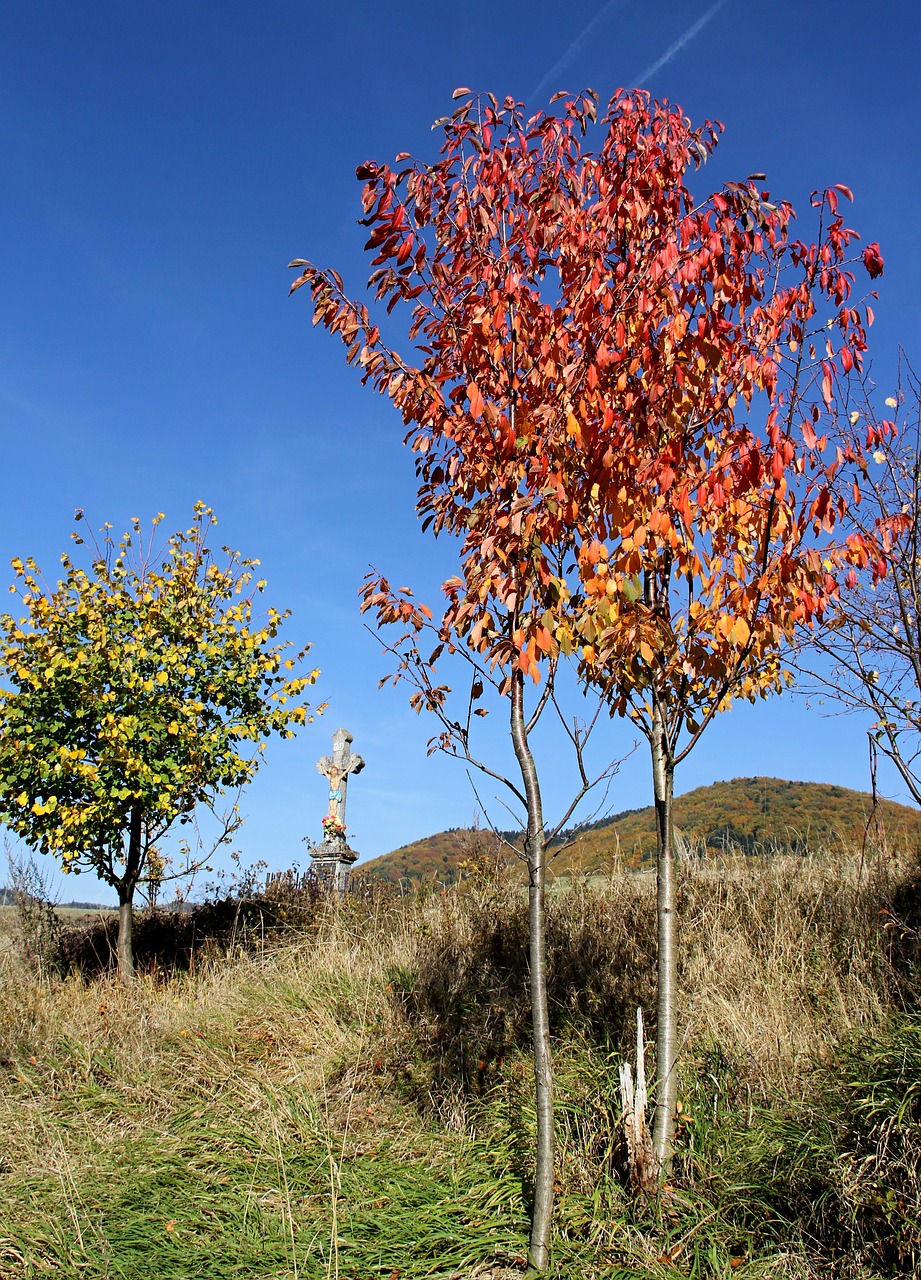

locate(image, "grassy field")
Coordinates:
1 847 919 1279
0 904 114 925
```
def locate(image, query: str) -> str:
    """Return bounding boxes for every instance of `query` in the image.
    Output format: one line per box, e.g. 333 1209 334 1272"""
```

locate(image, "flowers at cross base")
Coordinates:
321 815 347 841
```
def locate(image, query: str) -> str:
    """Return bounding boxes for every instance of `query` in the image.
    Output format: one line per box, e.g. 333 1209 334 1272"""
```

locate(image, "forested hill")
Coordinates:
355 777 921 884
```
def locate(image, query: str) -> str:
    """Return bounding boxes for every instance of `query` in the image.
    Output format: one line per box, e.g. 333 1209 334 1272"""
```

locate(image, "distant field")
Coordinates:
56 904 115 924
0 903 115 936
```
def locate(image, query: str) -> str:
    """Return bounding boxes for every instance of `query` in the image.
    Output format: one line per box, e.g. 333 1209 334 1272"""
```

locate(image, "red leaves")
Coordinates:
821 362 835 407
467 381 485 419
862 242 884 279
824 183 854 215
516 637 543 683
295 86 887 732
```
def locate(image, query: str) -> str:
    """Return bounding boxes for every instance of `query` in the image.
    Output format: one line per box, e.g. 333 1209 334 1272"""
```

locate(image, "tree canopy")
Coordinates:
799 362 919 801
0 504 320 975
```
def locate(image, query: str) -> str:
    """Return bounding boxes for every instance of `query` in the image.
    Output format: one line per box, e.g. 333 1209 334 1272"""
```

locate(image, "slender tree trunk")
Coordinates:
115 805 144 984
116 888 135 982
510 670 554 1271
650 698 677 1172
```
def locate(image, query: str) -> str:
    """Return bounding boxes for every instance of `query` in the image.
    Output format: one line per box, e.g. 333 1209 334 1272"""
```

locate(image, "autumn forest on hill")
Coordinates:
359 777 921 883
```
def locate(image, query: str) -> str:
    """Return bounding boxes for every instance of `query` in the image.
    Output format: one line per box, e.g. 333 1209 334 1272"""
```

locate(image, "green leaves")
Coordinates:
0 506 320 896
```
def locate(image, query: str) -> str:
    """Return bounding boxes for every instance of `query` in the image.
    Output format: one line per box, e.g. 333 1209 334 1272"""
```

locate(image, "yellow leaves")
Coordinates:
730 615 751 647
715 613 751 648
555 622 575 656
0 506 319 881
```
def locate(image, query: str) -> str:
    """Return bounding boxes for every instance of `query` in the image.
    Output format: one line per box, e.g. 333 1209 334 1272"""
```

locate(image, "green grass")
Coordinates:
3 1102 526 1278
0 932 530 1280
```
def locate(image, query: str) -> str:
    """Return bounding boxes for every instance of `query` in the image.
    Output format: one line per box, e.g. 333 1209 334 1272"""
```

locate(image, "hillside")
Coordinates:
355 776 921 884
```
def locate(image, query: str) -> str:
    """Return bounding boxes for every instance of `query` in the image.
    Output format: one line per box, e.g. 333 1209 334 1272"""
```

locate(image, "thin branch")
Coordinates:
464 770 528 859
525 657 557 735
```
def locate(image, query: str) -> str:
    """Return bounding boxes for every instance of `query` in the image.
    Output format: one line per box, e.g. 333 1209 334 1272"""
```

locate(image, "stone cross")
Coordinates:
316 727 364 832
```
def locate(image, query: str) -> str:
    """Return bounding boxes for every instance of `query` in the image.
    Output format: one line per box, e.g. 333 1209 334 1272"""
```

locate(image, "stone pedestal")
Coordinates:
309 838 359 897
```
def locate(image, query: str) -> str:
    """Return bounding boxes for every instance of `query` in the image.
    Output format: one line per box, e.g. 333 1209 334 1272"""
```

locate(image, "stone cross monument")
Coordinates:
310 727 364 894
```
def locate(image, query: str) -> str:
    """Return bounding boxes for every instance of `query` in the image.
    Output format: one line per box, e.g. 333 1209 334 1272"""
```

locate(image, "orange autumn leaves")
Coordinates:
292 88 890 725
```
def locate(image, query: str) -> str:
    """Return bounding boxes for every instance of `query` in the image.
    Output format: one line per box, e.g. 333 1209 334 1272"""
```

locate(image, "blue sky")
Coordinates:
1 1 919 897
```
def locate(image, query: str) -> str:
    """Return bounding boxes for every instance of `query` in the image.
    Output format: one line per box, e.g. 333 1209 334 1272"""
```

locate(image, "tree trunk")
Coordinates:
116 890 135 982
650 699 677 1172
115 805 144 983
510 670 554 1271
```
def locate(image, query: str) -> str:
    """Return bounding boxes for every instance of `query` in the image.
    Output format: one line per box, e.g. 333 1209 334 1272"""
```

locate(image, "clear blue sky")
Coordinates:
2 1 919 897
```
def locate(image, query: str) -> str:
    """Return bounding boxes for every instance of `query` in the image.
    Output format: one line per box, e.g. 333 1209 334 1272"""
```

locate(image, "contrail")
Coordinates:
531 0 630 100
630 0 730 85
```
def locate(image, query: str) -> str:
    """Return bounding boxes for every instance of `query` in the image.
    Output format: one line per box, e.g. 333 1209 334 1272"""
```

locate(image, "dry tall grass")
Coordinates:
0 841 918 1278
389 845 913 1102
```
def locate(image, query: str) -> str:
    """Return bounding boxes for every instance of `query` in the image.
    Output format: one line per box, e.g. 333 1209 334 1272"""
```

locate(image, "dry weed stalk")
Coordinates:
619 1007 659 1197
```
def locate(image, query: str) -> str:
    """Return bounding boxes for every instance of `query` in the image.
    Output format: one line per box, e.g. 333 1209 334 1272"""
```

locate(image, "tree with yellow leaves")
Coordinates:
0 504 320 980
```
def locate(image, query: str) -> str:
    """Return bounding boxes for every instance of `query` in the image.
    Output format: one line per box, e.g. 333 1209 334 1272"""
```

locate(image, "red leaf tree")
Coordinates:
291 87 889 1249
565 167 893 1163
